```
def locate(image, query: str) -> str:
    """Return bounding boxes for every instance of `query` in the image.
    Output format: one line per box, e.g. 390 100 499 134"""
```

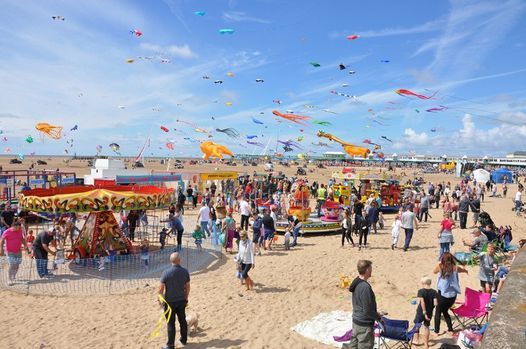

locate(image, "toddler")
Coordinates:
192 225 205 251
284 229 291 250
391 214 401 250
26 230 35 257
159 227 169 250
140 238 150 266
378 212 385 229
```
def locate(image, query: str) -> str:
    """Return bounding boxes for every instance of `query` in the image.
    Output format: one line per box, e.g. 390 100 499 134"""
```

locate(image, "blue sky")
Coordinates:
1 0 525 158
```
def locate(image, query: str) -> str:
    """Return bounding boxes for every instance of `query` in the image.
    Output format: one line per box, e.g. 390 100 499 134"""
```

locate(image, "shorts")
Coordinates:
480 280 493 288
264 229 274 241
414 313 431 327
252 233 261 244
7 252 22 265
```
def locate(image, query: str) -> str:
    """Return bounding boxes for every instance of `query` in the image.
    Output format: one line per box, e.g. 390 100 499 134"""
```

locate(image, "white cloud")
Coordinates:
222 11 270 24
329 19 443 39
403 129 429 145
139 43 198 59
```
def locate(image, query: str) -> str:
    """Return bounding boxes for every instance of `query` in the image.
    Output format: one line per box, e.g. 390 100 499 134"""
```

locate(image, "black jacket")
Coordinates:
349 277 379 327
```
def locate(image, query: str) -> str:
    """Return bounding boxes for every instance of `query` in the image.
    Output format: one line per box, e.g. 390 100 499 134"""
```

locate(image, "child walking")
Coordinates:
391 214 401 250
192 225 206 252
284 229 291 250
159 227 169 250
413 277 438 349
140 238 150 267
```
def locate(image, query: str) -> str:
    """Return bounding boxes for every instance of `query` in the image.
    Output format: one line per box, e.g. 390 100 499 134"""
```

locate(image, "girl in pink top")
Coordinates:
0 220 28 285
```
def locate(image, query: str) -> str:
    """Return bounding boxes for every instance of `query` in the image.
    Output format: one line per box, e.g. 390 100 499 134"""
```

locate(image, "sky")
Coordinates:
1 0 526 159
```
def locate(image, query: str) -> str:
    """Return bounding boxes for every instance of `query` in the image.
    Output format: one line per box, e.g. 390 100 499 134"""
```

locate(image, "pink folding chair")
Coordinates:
452 288 491 328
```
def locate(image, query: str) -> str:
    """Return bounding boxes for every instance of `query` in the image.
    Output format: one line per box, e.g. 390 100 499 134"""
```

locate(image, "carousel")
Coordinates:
275 179 341 235
19 185 174 261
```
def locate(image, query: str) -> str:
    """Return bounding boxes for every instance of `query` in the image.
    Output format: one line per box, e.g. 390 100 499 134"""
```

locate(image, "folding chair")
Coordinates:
378 317 421 349
452 288 491 329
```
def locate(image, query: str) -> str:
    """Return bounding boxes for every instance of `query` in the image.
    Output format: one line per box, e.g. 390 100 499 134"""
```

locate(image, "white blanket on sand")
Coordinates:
291 311 353 348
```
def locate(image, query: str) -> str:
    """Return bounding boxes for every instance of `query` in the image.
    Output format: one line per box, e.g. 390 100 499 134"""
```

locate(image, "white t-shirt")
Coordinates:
284 231 291 242
515 191 522 202
198 206 210 222
239 200 251 216
391 219 401 235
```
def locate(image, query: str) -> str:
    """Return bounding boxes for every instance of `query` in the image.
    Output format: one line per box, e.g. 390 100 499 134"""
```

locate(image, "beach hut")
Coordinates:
491 168 513 184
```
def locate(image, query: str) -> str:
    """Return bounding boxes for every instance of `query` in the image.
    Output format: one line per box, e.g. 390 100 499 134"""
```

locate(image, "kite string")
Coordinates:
150 295 172 339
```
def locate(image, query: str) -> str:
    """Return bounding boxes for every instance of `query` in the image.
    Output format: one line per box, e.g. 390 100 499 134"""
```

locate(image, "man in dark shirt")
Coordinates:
353 200 364 226
1 205 15 231
469 195 481 228
33 228 56 278
348 260 381 349
458 195 470 229
262 209 275 250
159 252 190 349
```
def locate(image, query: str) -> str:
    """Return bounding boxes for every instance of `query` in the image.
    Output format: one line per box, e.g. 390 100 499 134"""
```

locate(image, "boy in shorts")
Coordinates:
413 276 438 349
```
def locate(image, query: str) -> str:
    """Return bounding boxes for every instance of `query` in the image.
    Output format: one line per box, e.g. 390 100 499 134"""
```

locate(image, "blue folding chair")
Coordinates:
379 317 421 349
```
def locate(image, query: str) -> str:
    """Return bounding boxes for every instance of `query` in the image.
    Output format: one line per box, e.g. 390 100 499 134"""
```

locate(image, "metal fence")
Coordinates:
0 236 224 296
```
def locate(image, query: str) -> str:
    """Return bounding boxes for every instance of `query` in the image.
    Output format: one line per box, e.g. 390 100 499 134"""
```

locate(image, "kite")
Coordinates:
317 131 370 158
339 64 346 70
283 145 293 152
255 78 264 83
247 141 264 147
4 148 10 153
118 105 126 109
415 109 420 113
35 122 63 139
214 80 223 84
272 99 282 104
246 135 258 139
380 60 390 63
225 102 233 106
130 29 142 37
126 59 135 64
219 29 234 34
430 128 437 133
194 11 206 16
96 145 102 154
309 62 321 67
342 83 349 87
395 89 437 100
381 136 393 142
18 153 25 160
278 140 302 149
312 142 330 147
202 75 210 79
51 16 65 21
313 120 332 126
70 125 78 131
25 136 34 143
160 126 169 132
272 110 310 125
297 136 304 142
426 105 448 113
166 142 174 150
363 139 377 146
216 128 240 138
349 70 356 74
251 116 264 125
330 90 357 99
322 109 338 114
346 34 359 40
160 58 170 64
226 72 234 77
200 140 233 159
109 143 121 154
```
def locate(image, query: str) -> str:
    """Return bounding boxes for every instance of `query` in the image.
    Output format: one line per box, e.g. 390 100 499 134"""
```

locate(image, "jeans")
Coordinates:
346 323 374 349
434 292 456 333
291 226 300 247
240 214 249 231
419 207 429 222
515 200 522 216
359 226 368 246
403 228 414 250
176 229 184 250
200 221 210 237
439 242 450 260
316 199 325 217
341 228 354 246
166 300 188 348
34 249 49 277
459 212 468 229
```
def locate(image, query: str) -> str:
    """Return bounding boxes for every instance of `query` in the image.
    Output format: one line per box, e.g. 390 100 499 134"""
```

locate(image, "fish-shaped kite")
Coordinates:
252 117 264 125
194 11 206 16
381 136 393 142
246 135 258 139
313 120 332 126
130 29 142 37
219 29 234 34
426 105 448 113
309 62 321 67
160 126 169 132
395 89 437 100
347 34 359 40
247 141 264 147
273 110 310 125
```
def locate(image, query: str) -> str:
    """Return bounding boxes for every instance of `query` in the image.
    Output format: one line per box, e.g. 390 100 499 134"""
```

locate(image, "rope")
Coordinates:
150 294 172 338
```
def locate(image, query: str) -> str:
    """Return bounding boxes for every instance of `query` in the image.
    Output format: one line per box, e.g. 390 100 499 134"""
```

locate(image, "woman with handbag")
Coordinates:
222 210 237 254
236 230 255 291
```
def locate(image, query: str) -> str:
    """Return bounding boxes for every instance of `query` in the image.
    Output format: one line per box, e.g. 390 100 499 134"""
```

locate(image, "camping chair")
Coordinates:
452 288 491 329
378 317 421 349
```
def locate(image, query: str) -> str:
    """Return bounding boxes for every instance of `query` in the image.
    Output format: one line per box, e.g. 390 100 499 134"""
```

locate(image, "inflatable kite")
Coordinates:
273 99 282 104
166 142 174 150
109 143 121 154
130 29 142 37
225 102 233 106
126 59 134 64
339 64 346 70
309 62 321 67
272 110 310 125
35 122 63 139
426 105 448 113
219 29 234 34
252 117 264 125
247 141 264 147
347 34 359 40
278 140 302 149
70 125 78 131
199 140 233 160
194 11 206 16
313 120 332 126
226 72 234 77
25 136 34 143
317 131 370 158
160 126 169 132
255 78 264 83
246 135 258 139
380 60 390 63
395 89 437 100
216 128 240 138
214 80 223 84
96 145 102 154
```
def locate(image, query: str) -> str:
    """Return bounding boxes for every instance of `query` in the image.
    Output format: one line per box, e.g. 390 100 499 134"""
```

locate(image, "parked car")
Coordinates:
296 167 307 175
37 160 47 165
9 158 22 164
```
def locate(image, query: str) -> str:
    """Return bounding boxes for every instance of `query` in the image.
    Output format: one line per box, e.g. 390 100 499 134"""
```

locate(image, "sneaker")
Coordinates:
7 280 14 286
391 244 395 250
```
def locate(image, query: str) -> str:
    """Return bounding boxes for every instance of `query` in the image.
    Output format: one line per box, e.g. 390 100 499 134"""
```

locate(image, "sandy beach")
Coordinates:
0 159 524 349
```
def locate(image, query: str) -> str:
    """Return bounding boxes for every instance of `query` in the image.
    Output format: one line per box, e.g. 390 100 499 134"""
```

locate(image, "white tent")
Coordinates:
473 169 490 183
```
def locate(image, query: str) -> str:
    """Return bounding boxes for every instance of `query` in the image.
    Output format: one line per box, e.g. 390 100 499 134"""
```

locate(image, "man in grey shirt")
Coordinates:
401 206 419 251
419 195 430 222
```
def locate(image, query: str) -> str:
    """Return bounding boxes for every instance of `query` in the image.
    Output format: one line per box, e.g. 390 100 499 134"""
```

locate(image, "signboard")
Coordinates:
29 179 45 186
61 177 76 184
199 172 238 181
6 179 14 186
116 174 182 184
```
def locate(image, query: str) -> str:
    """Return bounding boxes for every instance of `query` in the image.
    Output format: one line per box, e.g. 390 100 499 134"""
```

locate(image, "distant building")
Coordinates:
322 152 346 160
506 151 526 158
84 159 149 185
